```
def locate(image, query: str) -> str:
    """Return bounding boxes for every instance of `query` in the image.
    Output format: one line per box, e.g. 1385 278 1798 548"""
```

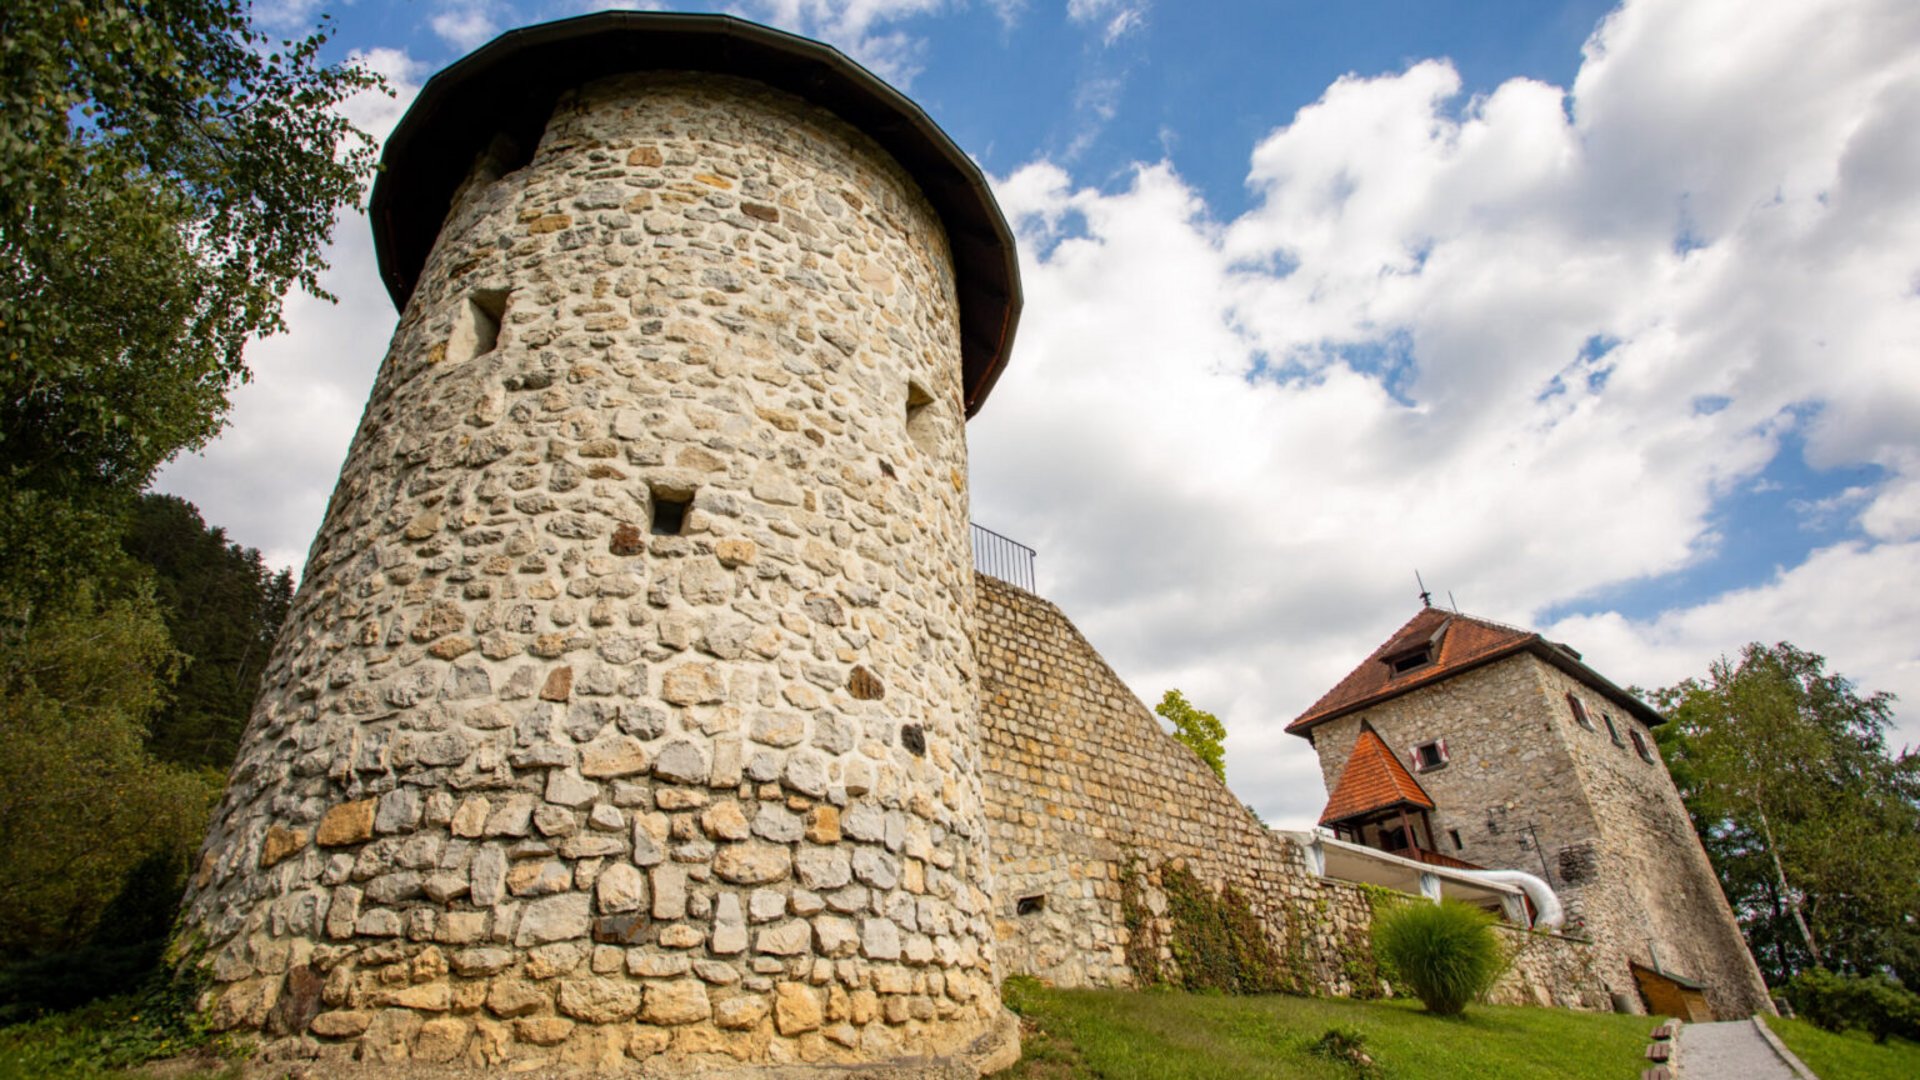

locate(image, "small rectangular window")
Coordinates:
1602 713 1624 747
1413 738 1449 772
1630 729 1655 763
649 487 692 536
1449 828 1464 851
1391 650 1431 674
1566 692 1595 731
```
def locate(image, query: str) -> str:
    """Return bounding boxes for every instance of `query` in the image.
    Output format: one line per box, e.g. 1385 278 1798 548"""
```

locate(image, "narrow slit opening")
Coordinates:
905 381 936 456
1015 894 1045 916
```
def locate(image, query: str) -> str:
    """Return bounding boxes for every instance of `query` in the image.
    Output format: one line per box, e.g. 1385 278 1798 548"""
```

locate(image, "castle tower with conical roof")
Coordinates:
176 12 1022 1071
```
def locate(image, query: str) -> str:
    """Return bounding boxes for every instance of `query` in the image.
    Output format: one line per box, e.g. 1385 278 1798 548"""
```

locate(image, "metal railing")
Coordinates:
971 523 1036 593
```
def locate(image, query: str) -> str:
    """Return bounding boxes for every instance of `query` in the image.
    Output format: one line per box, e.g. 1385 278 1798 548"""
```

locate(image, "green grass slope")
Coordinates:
1004 980 1657 1080
1766 1015 1920 1080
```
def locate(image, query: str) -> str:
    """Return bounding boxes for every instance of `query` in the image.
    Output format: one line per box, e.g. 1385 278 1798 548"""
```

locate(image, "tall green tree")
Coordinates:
1156 689 1228 782
1653 643 1920 986
122 493 292 771
0 1 378 611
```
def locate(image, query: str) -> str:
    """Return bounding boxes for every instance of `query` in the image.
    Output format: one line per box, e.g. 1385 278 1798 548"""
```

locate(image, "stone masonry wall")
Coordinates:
1309 653 1770 1017
974 575 1607 1010
1532 663 1773 1018
177 73 1002 1072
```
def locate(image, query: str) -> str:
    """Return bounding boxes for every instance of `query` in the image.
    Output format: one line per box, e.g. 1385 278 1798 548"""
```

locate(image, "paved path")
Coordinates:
1676 1019 1814 1079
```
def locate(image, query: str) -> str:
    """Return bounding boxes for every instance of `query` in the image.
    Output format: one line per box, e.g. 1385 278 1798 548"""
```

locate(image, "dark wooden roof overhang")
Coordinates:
368 11 1022 417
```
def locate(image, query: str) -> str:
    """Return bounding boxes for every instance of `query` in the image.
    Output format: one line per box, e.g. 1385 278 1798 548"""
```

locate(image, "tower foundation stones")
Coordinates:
176 13 1021 1072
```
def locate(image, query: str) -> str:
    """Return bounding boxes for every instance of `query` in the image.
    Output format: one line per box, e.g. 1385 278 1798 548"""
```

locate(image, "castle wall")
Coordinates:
1532 664 1773 1018
178 72 1005 1071
974 576 1608 1010
1310 653 1771 1017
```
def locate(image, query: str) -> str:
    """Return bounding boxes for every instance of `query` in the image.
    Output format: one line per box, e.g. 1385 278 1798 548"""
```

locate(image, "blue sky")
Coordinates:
165 0 1920 825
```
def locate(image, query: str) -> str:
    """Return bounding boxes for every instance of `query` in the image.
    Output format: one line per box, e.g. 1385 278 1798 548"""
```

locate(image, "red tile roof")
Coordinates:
1287 607 1664 736
1319 725 1434 826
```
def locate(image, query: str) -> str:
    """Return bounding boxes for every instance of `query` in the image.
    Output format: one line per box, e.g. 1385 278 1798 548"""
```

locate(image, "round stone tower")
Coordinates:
176 12 1022 1072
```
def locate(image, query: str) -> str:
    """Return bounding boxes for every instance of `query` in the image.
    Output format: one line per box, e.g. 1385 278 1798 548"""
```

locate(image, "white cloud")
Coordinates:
1066 0 1146 44
251 0 326 33
972 0 1920 826
431 1 504 52
162 0 1920 835
736 1 949 84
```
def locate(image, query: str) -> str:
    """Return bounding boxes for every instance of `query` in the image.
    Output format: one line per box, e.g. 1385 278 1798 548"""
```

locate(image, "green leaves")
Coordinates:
1654 643 1920 985
1157 689 1228 782
0 0 382 611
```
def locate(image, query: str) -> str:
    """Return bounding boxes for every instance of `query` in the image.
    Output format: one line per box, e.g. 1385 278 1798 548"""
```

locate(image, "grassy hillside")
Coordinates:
1004 979 1658 1080
1766 1015 1920 1080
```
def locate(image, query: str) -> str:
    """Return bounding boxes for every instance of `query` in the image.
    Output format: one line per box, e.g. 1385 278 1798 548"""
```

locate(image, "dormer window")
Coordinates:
1389 648 1432 674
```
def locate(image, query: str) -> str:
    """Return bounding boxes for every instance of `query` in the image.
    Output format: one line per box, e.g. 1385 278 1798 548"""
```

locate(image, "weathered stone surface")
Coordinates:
595 863 646 914
711 892 748 955
315 799 376 847
651 740 708 785
714 842 790 885
755 920 810 955
640 980 711 1025
261 825 308 867
556 976 642 1023
714 994 770 1030
485 978 549 1018
413 1017 469 1063
516 893 591 946
773 983 823 1035
309 1009 371 1038
579 735 649 778
804 806 841 844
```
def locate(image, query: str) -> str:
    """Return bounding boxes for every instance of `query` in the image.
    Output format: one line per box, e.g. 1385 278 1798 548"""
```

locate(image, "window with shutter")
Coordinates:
1566 693 1595 731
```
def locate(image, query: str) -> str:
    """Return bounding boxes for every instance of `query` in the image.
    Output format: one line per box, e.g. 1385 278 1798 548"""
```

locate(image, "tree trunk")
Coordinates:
1756 803 1819 966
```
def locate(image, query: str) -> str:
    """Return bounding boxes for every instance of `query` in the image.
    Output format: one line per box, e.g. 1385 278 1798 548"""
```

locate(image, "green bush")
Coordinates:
1370 900 1506 1016
1786 969 1920 1044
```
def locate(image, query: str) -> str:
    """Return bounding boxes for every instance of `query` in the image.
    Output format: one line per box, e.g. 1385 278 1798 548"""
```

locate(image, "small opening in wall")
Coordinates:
1449 828 1464 851
649 487 693 536
1016 894 1046 916
905 381 937 456
1412 738 1449 772
1602 713 1624 747
449 288 509 364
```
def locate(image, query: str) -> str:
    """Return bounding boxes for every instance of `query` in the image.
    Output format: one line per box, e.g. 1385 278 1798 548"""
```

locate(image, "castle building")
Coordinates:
176 11 1024 1072
1287 606 1773 1019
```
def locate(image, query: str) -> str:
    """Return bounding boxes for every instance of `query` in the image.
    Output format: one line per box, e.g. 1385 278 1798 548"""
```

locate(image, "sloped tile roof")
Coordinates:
1288 607 1665 736
1319 725 1434 826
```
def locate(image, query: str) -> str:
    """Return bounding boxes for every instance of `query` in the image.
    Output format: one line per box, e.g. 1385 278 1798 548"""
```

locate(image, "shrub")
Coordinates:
1307 1025 1381 1078
1786 969 1920 1044
1370 900 1506 1015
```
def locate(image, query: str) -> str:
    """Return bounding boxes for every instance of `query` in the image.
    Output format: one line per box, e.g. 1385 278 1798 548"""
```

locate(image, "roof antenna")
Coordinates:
1447 590 1460 613
1415 570 1432 609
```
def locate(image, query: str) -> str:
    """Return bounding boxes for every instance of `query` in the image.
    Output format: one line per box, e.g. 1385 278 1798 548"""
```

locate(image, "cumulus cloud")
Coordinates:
734 0 949 84
971 0 1920 824
158 0 1919 832
430 1 505 52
